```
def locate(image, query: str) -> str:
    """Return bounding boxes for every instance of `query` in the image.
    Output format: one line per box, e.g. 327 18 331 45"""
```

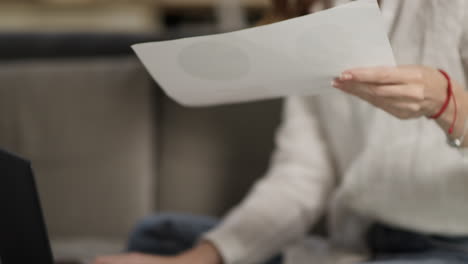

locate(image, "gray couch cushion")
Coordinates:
157 98 282 216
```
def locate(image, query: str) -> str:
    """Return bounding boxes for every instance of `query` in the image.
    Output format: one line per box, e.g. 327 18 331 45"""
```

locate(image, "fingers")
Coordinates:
331 65 437 120
93 256 112 264
333 79 424 101
92 253 141 264
93 253 166 264
93 255 126 264
333 80 425 119
371 84 425 101
382 102 424 119
340 66 424 84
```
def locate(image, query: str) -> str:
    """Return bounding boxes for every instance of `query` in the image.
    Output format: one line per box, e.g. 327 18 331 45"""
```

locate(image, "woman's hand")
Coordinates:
93 253 174 264
332 65 449 120
92 241 223 264
333 65 468 147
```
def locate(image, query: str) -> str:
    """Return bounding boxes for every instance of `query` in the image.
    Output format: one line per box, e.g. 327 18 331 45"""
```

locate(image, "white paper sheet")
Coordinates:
132 0 395 106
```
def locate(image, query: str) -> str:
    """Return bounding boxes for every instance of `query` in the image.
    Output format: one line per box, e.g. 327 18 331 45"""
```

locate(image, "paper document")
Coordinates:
132 0 395 106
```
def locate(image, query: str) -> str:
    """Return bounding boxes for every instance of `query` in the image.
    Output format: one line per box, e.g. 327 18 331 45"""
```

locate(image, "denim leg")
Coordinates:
266 255 284 264
361 224 468 264
127 213 218 256
360 250 468 264
127 213 284 264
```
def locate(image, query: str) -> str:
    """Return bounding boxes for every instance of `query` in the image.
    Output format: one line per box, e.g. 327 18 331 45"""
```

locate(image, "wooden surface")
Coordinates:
0 0 267 7
160 0 269 9
0 2 160 33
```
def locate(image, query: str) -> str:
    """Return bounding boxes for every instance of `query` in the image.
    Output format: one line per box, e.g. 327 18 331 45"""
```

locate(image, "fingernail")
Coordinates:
341 73 353 81
332 81 340 88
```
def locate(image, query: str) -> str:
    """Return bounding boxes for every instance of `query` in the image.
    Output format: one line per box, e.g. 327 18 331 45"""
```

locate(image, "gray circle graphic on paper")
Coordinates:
178 41 250 81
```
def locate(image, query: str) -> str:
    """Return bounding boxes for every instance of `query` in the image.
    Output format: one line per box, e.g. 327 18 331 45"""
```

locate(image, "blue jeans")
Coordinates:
362 224 468 263
127 213 468 264
127 213 283 264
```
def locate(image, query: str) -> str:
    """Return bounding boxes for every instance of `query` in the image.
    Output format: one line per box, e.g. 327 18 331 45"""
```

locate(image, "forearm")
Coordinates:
203 179 330 264
201 97 335 264
434 81 468 148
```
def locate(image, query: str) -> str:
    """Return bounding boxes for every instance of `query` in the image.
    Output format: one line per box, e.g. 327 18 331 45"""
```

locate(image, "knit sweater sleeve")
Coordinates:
460 1 468 82
459 3 468 155
203 96 336 264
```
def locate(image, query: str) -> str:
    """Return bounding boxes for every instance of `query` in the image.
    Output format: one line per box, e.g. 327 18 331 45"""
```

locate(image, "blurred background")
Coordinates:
0 0 282 262
0 0 269 34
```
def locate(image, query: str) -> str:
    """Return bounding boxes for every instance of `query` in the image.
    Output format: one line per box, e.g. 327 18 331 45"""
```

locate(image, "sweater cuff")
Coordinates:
202 228 248 264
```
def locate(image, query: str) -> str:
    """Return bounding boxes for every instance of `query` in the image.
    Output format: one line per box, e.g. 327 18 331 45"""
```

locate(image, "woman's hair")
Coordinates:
260 0 331 24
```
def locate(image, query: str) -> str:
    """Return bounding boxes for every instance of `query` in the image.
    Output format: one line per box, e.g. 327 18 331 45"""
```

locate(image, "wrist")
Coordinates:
423 68 468 147
436 83 468 141
424 68 450 117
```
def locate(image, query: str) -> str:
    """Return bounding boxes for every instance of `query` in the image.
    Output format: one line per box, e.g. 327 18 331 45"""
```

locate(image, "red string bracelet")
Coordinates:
430 69 457 135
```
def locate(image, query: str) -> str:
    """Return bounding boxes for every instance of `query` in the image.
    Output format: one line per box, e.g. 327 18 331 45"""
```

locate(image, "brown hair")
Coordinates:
260 0 332 25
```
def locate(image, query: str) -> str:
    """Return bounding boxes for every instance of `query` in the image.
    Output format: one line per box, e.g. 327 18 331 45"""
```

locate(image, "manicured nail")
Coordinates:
341 73 353 81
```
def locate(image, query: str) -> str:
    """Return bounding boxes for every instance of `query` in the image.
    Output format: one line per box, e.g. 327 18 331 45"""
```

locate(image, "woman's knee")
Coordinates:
127 214 168 252
127 213 219 254
130 213 173 236
130 213 218 237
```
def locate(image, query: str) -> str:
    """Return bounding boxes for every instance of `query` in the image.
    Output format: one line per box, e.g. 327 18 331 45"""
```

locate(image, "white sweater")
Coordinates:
204 1 468 263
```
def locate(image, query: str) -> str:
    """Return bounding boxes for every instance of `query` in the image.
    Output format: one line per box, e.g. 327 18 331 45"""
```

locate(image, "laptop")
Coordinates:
0 150 54 263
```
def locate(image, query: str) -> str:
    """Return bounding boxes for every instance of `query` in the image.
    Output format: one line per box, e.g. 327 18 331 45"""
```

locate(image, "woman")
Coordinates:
94 0 468 263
